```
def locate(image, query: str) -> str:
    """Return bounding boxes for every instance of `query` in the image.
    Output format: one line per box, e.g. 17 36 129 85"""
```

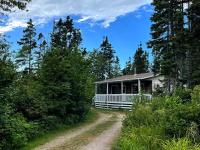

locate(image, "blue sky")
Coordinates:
1 0 153 68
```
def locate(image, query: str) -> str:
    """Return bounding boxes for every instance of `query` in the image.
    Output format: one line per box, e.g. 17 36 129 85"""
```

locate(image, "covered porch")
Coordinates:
94 77 153 109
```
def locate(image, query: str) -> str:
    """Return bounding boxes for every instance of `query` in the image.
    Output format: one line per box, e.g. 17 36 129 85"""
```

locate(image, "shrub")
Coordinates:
117 126 165 150
117 86 200 150
124 104 157 128
40 116 62 130
0 105 30 150
162 138 200 150
173 87 191 103
192 85 200 103
8 78 47 120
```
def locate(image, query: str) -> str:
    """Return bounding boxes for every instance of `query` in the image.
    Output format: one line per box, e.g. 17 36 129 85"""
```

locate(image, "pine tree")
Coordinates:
188 0 200 86
100 36 115 79
152 56 160 74
123 57 132 75
89 49 106 80
133 44 149 74
40 18 91 121
51 16 82 52
35 33 47 69
51 19 63 49
17 19 37 74
148 0 187 91
149 0 200 89
112 56 121 77
0 35 15 92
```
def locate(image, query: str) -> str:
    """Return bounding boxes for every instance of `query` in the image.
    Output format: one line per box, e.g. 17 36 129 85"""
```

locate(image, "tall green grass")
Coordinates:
115 86 200 150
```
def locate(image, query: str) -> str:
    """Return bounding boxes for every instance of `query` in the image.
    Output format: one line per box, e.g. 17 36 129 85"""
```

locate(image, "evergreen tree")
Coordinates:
35 33 47 69
152 56 160 74
89 49 106 80
149 0 200 89
187 0 200 86
40 17 92 122
99 36 115 79
133 44 149 74
112 56 121 77
0 35 15 92
51 16 82 51
123 57 132 75
148 0 187 91
17 19 37 74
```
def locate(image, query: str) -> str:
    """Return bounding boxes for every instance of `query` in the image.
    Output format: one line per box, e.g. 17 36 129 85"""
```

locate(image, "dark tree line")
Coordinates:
149 0 200 91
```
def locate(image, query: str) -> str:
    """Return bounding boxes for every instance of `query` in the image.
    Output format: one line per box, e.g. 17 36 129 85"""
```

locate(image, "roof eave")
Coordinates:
95 75 158 84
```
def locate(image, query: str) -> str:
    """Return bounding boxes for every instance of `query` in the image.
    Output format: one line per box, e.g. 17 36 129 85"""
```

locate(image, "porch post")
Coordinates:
121 82 123 94
95 83 97 94
106 82 109 94
106 82 108 108
121 81 124 102
138 79 141 94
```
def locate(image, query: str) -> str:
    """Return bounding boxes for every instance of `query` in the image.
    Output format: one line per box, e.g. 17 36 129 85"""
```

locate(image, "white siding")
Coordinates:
150 76 164 92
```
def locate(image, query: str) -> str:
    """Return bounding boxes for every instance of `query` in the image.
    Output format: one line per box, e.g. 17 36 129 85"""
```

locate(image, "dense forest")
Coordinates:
1 0 200 149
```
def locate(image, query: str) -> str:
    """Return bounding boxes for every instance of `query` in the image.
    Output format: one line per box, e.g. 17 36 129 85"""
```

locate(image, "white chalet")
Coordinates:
93 72 164 109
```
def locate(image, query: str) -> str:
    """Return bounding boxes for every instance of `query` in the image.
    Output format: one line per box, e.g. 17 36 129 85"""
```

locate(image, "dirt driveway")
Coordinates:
34 111 124 150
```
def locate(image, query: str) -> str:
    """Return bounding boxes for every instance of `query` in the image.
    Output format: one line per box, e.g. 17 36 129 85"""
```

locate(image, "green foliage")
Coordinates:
0 36 16 93
191 85 200 103
173 87 192 103
0 102 34 149
133 44 149 74
149 0 200 89
39 48 91 123
123 44 149 75
117 126 165 150
9 77 47 120
17 19 37 74
122 57 132 75
89 37 121 80
51 16 82 50
163 138 200 150
0 16 94 149
117 85 200 150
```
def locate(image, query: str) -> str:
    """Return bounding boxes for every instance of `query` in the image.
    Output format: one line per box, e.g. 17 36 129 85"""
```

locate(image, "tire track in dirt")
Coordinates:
34 112 111 150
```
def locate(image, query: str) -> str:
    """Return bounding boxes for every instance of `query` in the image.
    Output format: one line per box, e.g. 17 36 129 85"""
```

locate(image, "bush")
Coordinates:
117 126 165 150
40 116 62 130
192 85 200 103
163 138 200 150
116 86 200 150
8 78 47 120
173 87 191 103
0 104 29 149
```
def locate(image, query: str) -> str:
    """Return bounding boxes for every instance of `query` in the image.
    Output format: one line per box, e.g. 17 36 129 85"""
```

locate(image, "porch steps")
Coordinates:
94 101 132 109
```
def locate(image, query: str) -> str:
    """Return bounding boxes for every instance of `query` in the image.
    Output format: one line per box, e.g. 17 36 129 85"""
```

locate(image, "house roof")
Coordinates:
95 72 157 84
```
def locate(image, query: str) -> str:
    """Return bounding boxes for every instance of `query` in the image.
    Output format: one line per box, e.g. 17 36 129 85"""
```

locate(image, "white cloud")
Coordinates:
0 0 152 33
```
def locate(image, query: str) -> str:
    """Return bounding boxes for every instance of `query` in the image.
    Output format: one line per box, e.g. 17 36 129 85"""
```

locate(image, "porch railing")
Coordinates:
93 94 152 109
